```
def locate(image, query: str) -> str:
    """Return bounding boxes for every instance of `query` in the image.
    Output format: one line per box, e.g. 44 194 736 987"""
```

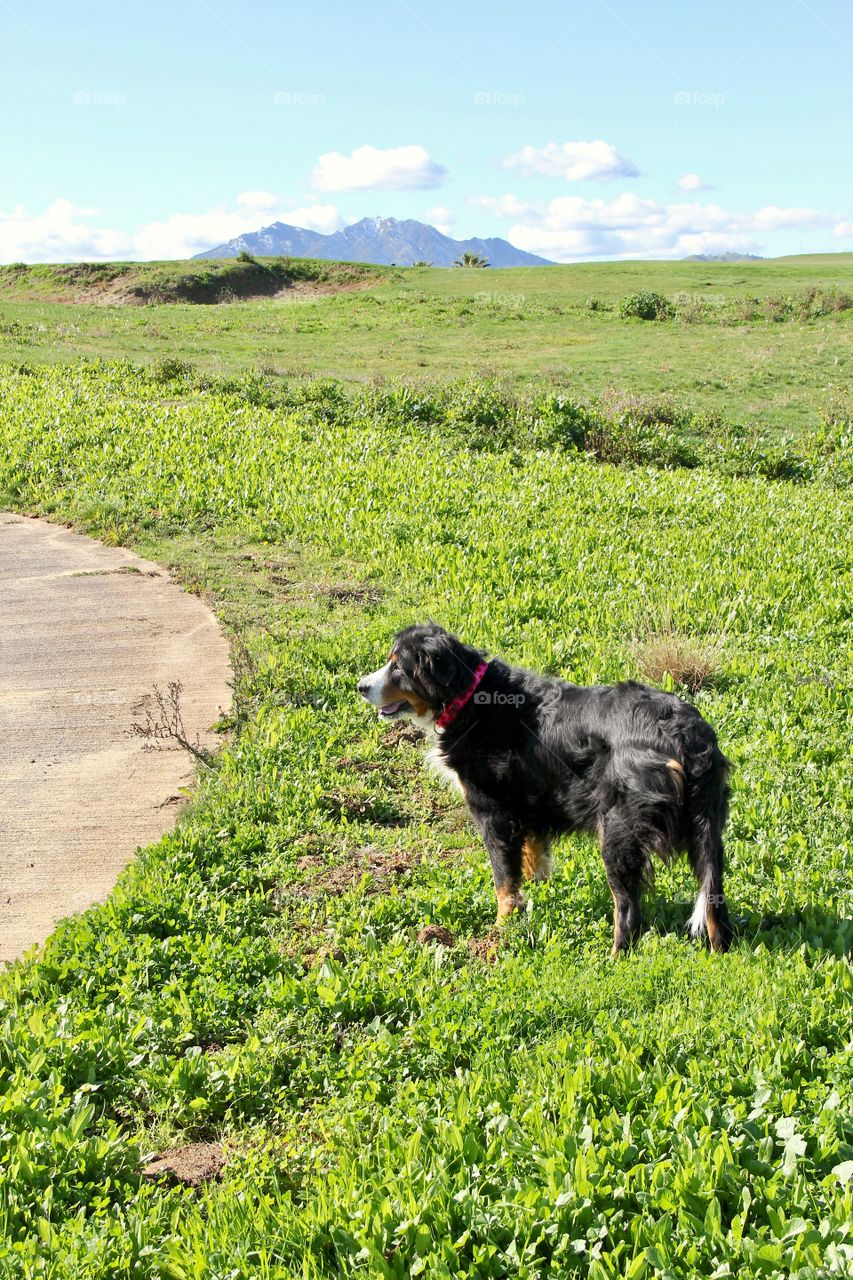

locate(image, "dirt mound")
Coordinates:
141 1143 224 1187
416 924 457 946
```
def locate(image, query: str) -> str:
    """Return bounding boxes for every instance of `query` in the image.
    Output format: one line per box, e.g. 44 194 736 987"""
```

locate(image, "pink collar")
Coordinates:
435 661 490 730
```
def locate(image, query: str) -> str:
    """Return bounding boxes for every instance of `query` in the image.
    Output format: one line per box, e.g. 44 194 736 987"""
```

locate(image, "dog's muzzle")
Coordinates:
357 663 411 719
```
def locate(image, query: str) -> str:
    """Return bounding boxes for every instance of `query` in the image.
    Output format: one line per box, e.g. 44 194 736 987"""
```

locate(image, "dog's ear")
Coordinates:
413 631 469 705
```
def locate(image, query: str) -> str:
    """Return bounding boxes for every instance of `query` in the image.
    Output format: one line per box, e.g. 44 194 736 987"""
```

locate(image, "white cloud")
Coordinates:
677 173 711 192
749 205 830 231
0 199 133 262
0 197 343 263
236 190 280 213
504 140 640 182
468 193 534 219
475 189 837 261
833 221 853 238
312 144 446 192
424 204 455 235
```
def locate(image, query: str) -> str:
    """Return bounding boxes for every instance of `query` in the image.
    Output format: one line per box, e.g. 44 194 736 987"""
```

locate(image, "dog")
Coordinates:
358 623 733 953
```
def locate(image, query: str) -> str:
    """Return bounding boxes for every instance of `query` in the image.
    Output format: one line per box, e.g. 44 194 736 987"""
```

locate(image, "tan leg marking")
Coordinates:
706 899 728 953
521 834 552 881
495 884 525 926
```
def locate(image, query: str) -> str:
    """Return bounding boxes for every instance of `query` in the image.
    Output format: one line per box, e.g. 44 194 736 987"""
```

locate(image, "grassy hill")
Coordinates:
0 358 851 1278
0 256 387 304
1 254 851 433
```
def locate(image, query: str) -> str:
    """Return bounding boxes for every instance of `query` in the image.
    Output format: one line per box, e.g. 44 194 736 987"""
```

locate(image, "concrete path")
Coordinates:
0 514 232 965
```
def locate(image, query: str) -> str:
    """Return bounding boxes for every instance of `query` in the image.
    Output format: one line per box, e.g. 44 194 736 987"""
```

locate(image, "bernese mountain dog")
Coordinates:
358 623 733 953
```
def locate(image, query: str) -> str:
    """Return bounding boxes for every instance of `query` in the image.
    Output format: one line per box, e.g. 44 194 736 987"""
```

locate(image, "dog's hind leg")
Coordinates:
522 833 552 881
598 810 645 955
687 754 733 953
688 830 732 952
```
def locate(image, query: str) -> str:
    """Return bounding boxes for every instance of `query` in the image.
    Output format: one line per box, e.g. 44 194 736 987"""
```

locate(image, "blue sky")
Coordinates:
2 0 852 261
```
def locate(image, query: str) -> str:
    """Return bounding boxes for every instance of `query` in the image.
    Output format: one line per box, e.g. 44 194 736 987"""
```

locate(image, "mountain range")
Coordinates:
195 216 554 268
683 252 764 262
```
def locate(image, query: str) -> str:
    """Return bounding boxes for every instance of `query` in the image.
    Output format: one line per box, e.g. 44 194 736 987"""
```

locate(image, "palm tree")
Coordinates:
453 252 489 268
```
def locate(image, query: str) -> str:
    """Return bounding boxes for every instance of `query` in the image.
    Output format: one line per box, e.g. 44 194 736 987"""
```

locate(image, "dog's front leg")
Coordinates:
466 797 525 925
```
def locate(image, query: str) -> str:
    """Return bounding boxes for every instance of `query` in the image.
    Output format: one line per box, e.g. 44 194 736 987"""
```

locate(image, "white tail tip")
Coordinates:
688 888 708 937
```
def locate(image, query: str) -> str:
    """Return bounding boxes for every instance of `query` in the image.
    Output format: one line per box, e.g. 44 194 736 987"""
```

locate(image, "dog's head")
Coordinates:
357 623 485 726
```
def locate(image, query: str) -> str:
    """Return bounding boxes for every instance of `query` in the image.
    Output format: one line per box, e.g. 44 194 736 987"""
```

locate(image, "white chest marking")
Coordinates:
425 746 465 795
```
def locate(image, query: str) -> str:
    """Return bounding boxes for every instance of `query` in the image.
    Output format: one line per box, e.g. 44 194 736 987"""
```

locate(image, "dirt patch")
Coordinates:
303 944 347 970
383 722 426 746
306 582 383 605
319 789 408 825
140 1142 225 1187
466 930 503 964
416 924 456 947
336 756 385 774
280 844 422 901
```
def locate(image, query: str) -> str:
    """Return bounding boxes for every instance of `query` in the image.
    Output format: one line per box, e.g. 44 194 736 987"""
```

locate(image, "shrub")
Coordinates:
675 298 708 325
761 295 792 323
236 250 258 265
149 356 195 384
618 290 673 320
732 295 760 323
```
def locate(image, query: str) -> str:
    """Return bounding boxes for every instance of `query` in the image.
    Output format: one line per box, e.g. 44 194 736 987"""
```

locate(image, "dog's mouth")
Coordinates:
378 698 410 719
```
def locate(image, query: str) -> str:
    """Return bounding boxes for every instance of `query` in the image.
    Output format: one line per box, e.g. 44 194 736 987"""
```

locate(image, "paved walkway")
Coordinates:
0 515 232 965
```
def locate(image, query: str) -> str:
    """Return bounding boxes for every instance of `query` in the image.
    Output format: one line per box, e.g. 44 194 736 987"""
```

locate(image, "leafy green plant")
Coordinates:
618 290 674 320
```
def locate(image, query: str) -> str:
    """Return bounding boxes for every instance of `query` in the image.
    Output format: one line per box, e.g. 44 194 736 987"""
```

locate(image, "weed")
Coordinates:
130 680 216 768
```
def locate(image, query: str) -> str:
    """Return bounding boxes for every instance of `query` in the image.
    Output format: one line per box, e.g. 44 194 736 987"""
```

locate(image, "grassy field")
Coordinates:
1 254 852 433
0 348 851 1277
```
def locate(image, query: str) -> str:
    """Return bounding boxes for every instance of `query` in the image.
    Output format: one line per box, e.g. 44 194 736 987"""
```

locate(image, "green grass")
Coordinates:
1 254 852 433
0 360 851 1278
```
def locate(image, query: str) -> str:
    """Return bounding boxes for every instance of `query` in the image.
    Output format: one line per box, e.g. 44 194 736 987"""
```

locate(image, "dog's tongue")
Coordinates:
379 700 407 718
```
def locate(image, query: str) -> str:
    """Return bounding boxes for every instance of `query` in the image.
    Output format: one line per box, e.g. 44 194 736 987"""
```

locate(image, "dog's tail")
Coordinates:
684 744 732 952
